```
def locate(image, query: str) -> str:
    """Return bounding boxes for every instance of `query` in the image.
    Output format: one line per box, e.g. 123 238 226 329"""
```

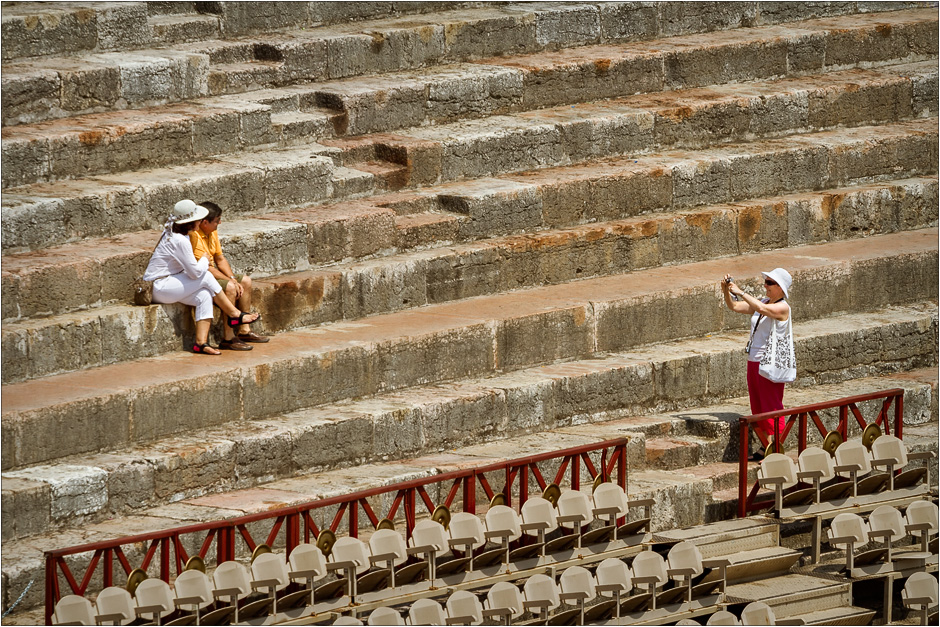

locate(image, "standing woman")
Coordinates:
143 200 260 355
722 268 795 460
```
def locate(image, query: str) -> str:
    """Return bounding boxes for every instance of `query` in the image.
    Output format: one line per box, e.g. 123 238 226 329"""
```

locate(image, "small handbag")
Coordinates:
132 233 165 306
758 313 797 383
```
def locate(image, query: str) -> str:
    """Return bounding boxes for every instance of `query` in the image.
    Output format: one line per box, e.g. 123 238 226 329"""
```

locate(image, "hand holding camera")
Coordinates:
723 274 741 301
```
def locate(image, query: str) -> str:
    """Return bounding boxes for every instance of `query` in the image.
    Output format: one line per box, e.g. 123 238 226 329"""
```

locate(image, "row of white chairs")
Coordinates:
757 435 933 513
328 540 728 626
827 501 939 572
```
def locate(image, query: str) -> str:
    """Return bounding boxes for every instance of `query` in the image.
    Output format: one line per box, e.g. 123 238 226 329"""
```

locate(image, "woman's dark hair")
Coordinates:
172 221 197 235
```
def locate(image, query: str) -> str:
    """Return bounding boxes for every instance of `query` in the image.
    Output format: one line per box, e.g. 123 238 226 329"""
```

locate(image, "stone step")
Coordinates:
3 369 934 617
725 573 872 622
2 230 936 460
6 56 934 190
4 177 935 381
3 230 937 468
148 13 221 46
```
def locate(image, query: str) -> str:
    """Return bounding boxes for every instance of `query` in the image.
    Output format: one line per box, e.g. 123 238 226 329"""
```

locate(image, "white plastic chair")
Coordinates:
448 512 486 570
740 601 776 625
368 606 406 626
446 589 484 625
868 505 906 562
630 550 668 610
408 519 449 581
559 565 596 623
592 557 632 620
522 573 560 621
369 528 408 588
834 440 873 496
484 505 522 563
798 446 836 502
133 578 173 625
902 572 939 626
173 569 213 625
54 594 95 625
828 512 869 572
871 435 908 489
94 586 135 625
592 483 629 539
408 598 447 625
289 543 327 604
666 541 705 603
211 560 251 624
758 453 798 513
483 581 524 625
251 552 290 615
707 609 742 625
905 500 939 554
520 497 557 555
334 616 364 626
556 490 594 548
329 536 371 603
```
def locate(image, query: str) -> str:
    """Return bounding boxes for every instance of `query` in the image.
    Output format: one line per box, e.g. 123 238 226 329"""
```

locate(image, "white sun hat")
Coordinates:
761 268 792 298
173 199 209 224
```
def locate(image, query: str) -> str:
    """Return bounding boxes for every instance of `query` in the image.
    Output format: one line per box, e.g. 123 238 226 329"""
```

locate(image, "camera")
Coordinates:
726 276 740 301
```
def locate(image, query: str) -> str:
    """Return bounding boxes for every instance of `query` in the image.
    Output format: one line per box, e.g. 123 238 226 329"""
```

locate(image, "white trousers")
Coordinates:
152 272 222 321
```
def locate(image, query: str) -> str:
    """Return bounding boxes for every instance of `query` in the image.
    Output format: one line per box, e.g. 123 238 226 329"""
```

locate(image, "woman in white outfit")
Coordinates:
143 200 260 355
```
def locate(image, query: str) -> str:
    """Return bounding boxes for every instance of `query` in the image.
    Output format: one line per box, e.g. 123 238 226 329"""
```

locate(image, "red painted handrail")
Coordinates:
45 437 628 623
737 388 905 518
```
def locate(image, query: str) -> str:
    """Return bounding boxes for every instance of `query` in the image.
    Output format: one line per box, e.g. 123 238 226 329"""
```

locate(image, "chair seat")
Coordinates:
617 518 650 538
394 561 428 585
893 467 928 490
238 597 274 620
820 481 854 502
657 585 688 607
435 556 471 576
165 615 197 626
199 605 236 626
583 599 617 622
314 579 348 600
546 608 581 626
473 547 506 570
857 474 890 495
509 543 543 562
582 525 616 546
692 580 722 599
782 487 817 507
277 587 311 611
357 568 391 593
544 534 579 554
619 592 653 615
854 548 889 567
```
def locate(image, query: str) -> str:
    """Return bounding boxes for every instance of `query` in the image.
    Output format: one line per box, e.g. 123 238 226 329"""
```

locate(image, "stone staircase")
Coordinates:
1 1 938 621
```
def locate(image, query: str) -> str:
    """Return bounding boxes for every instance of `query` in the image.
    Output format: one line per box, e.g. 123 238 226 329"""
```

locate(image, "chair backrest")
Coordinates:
55 594 95 625
707 609 742 625
449 512 486 550
446 590 484 625
559 565 596 605
667 541 705 578
798 446 835 482
251 552 290 591
408 598 447 625
903 572 939 606
740 601 776 625
520 497 558 535
173 569 213 610
592 483 628 517
368 606 406 626
871 435 908 469
134 578 174 619
485 582 524 619
829 513 869 546
906 500 939 534
868 505 906 543
333 616 364 626
556 489 594 527
94 586 135 625
523 574 560 612
331 536 371 575
212 560 251 599
631 550 667 586
835 440 872 476
759 453 797 489
289 543 327 582
485 505 522 542
594 557 631 595
369 529 408 567
409 519 448 551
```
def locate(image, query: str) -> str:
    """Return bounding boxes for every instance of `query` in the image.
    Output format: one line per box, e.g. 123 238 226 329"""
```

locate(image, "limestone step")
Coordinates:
4 189 936 382
2 370 936 617
725 573 875 623
148 12 221 46
6 56 934 190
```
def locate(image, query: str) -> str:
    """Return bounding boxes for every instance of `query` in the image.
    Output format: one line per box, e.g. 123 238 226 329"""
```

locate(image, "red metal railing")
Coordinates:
737 388 905 518
45 437 627 623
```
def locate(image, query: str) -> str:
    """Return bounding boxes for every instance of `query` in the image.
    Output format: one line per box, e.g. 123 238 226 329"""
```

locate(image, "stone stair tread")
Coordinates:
2 227 935 414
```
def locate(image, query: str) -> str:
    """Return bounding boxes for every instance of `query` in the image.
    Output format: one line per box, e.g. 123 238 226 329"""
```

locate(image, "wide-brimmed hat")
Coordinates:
761 268 792 298
173 199 208 224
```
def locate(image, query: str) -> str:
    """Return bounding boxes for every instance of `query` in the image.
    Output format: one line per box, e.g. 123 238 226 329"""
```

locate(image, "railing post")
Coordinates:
799 413 807 453
160 538 170 581
349 500 359 538
520 464 529 507
572 454 581 491
45 554 57 625
463 474 476 514
895 392 904 439
286 513 300 556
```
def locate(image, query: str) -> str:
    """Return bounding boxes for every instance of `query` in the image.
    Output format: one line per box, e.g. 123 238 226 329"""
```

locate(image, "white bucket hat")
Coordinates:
173 199 208 225
761 268 792 298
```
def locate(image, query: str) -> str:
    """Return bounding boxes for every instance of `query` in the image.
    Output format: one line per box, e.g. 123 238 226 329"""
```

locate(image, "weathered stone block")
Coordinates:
496 306 594 371
95 2 150 50
426 65 524 123
757 2 855 25
0 6 97 60
807 73 913 130
1 68 61 126
418 382 508 449
441 10 537 60
145 438 236 501
531 3 600 48
735 199 790 254
317 78 426 136
660 207 738 262
660 1 757 35
24 314 103 380
59 63 121 112
425 244 502 303
0 476 50 541
217 1 310 36
599 2 660 42
341 257 429 319
252 271 343 333
131 370 243 443
669 154 733 208
139 161 266 222
441 178 542 239
1 253 102 318
1 132 51 189
664 35 787 90
287 407 376 472
728 144 829 200
216 218 310 276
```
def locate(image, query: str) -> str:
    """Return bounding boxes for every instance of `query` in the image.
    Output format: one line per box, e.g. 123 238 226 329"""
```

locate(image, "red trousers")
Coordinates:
747 360 786 437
